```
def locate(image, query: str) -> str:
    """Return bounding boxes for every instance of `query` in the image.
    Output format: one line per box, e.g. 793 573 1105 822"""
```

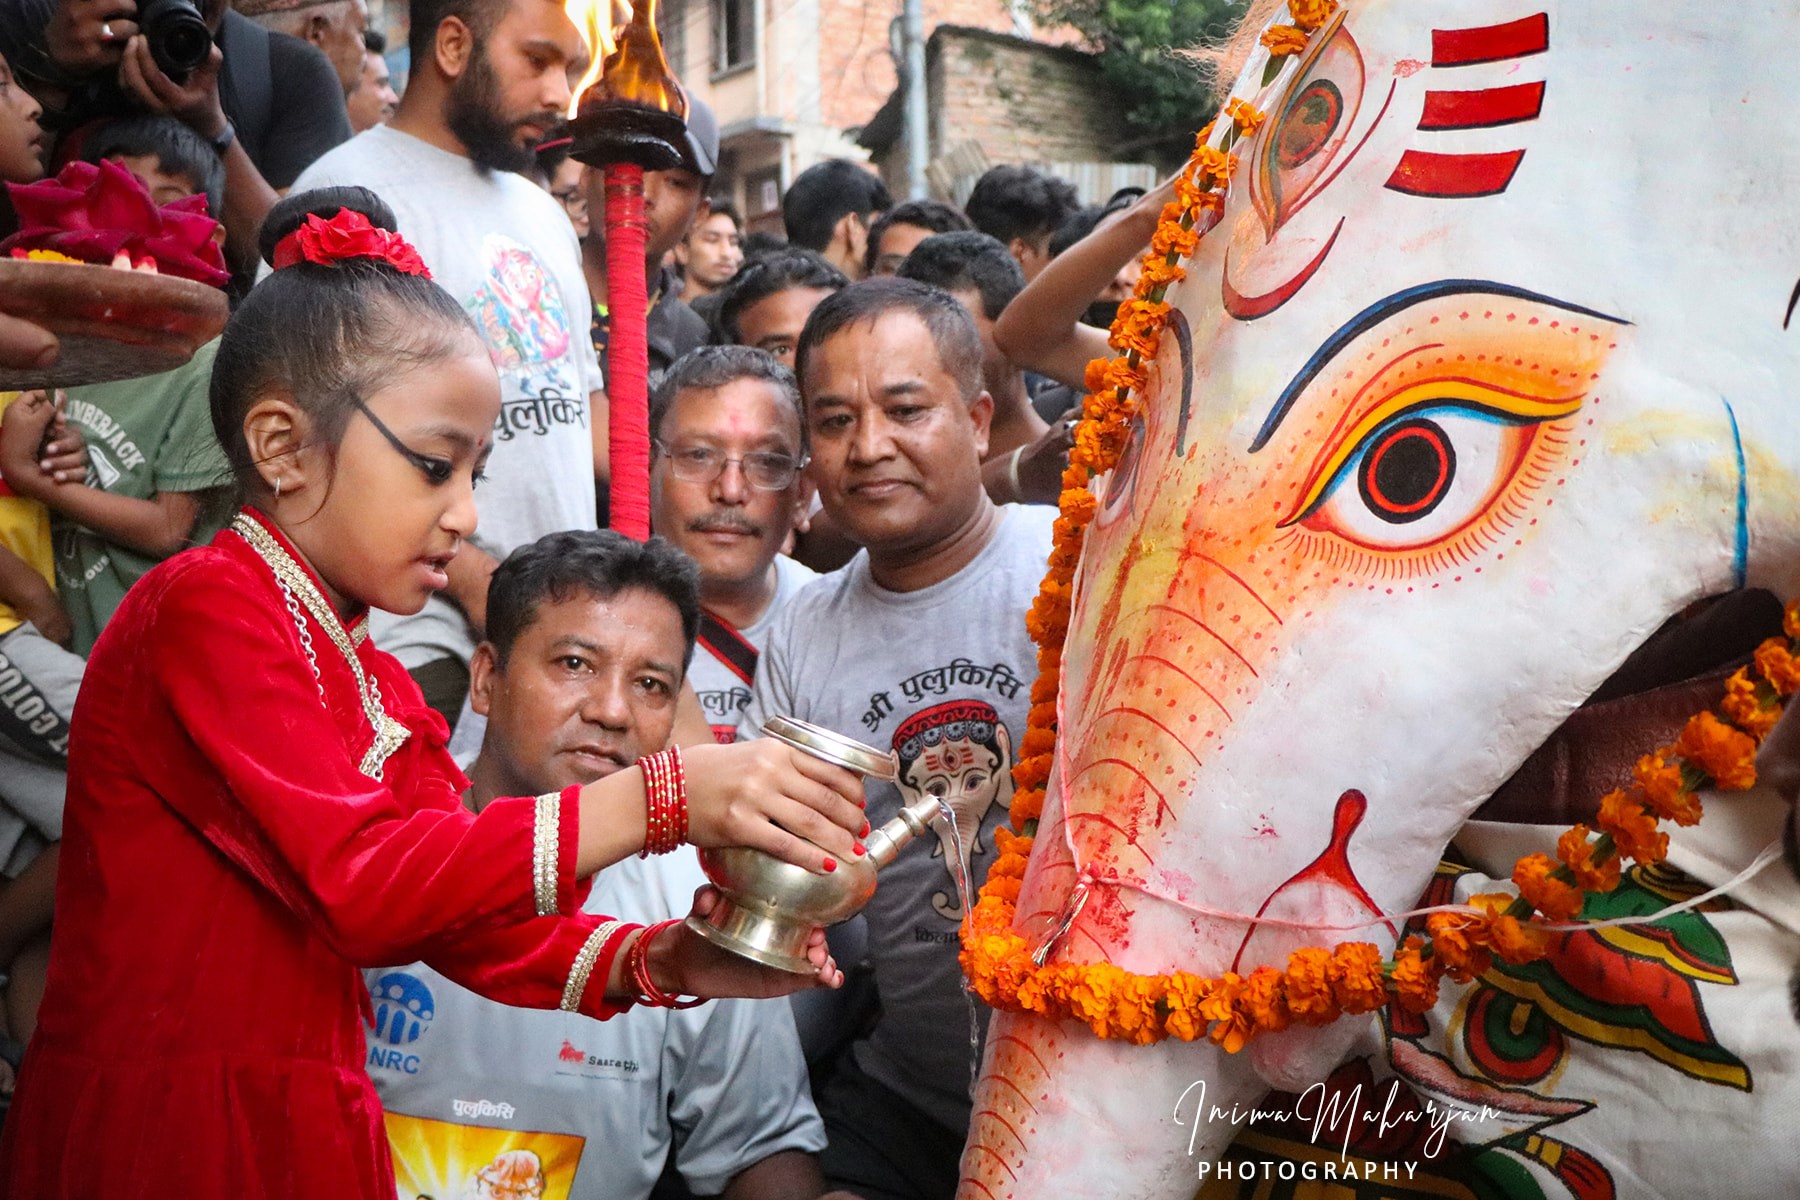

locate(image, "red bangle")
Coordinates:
639 747 687 856
627 918 706 1009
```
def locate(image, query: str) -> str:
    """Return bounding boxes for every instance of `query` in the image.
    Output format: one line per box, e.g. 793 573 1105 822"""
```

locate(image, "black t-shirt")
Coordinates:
218 12 350 189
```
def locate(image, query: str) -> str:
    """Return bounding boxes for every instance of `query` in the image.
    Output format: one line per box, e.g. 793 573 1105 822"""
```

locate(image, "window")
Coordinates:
711 0 755 74
661 0 687 78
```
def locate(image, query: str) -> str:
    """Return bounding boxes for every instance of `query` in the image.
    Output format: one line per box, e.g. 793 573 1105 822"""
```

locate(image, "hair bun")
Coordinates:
258 186 400 267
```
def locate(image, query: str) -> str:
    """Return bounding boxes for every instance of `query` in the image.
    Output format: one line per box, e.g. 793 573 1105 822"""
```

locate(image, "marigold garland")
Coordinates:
959 0 1790 1052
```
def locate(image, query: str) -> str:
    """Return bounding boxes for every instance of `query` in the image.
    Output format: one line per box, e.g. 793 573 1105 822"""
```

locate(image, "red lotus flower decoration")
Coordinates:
271 209 431 278
1 159 229 288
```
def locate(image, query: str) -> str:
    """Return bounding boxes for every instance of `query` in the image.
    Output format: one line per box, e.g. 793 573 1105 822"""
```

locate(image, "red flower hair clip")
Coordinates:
271 209 432 278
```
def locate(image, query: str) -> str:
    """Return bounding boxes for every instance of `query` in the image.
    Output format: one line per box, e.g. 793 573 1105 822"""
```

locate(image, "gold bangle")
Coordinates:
561 920 623 1011
1006 445 1026 503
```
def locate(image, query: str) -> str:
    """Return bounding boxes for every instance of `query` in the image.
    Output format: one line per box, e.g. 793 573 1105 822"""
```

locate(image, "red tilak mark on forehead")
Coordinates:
1382 15 1547 200
1386 149 1526 198
1430 13 1549 67
1419 81 1545 131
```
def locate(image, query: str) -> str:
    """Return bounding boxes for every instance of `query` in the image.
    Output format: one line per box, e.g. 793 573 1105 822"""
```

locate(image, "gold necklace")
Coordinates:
233 513 410 780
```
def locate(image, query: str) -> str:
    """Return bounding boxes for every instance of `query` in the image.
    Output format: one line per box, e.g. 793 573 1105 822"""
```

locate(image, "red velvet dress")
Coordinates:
0 510 633 1198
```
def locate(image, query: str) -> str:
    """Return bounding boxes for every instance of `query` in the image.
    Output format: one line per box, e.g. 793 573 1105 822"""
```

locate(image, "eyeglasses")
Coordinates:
653 440 806 490
354 397 460 486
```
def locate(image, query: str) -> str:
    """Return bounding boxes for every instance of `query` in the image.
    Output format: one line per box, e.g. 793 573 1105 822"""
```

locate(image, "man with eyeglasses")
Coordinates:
649 346 815 744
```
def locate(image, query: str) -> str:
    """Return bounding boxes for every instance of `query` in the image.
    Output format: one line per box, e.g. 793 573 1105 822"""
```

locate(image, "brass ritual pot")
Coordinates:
687 716 943 974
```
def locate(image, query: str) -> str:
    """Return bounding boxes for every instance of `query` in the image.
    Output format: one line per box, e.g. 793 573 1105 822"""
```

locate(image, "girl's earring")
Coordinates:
273 476 282 499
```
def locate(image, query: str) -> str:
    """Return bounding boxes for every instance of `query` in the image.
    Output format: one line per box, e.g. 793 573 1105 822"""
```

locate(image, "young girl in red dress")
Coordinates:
0 189 867 1198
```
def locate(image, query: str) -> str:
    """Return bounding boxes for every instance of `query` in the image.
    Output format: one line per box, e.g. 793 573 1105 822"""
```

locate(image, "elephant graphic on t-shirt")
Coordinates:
892 700 1014 922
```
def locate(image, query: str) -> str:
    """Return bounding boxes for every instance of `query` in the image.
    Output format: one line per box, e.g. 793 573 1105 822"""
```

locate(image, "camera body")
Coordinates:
138 0 213 81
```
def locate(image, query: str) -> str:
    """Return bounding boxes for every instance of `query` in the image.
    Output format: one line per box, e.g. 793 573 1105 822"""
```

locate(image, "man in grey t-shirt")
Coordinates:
291 0 603 725
740 279 1055 1200
369 531 826 1200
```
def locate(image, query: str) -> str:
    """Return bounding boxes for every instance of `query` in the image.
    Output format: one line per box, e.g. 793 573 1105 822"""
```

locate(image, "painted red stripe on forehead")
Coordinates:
1431 13 1549 67
1385 149 1525 198
1418 81 1545 131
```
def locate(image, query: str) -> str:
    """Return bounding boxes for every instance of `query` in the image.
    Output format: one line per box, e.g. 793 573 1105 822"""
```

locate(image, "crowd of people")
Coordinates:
0 0 1188 1196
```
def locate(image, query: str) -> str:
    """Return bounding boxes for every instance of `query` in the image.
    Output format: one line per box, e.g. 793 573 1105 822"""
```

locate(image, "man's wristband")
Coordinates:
206 120 237 156
1006 445 1026 503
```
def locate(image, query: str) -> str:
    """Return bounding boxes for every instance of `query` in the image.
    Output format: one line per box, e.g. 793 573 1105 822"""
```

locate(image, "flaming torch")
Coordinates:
565 0 687 541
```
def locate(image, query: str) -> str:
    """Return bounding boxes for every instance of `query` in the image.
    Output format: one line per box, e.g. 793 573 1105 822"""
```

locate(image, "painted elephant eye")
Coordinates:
1286 388 1576 550
1251 16 1368 233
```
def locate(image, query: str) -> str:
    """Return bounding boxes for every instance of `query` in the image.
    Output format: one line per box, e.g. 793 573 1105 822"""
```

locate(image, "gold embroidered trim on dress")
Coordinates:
561 920 623 1011
233 513 410 780
533 791 562 917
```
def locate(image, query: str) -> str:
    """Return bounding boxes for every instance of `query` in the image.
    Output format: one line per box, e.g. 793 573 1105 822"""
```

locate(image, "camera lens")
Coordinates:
140 0 213 79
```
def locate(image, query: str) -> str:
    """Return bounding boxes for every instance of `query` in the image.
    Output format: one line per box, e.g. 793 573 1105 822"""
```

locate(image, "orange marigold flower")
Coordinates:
1673 710 1757 791
1083 359 1111 393
1058 487 1098 525
1388 937 1443 1013
1241 966 1291 1034
1115 971 1167 1045
1027 701 1057 729
1150 221 1201 261
1633 751 1703 826
1192 121 1217 153
1101 356 1147 394
1556 824 1620 893
1108 299 1170 356
1009 787 1043 829
1029 669 1060 704
1282 946 1337 1024
1513 853 1584 922
1721 667 1778 740
1200 972 1255 1053
1326 942 1387 1014
1470 894 1551 965
1164 971 1213 1041
1595 788 1668 866
1260 24 1309 56
1191 146 1239 187
1287 0 1338 32
1012 754 1053 790
1225 98 1266 136
1137 255 1187 292
1425 911 1492 983
1020 726 1057 760
1755 636 1800 696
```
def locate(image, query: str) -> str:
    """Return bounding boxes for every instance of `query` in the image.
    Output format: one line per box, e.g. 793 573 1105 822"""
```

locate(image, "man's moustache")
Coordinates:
688 514 763 535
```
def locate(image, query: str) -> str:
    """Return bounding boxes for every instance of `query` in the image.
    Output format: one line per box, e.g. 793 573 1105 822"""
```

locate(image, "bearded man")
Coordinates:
290 0 606 731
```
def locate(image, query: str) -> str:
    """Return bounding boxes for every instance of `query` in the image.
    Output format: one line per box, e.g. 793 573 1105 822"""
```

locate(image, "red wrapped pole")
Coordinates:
604 161 652 541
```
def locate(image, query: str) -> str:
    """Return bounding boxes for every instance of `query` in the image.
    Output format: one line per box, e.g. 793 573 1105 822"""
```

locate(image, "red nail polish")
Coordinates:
853 841 867 856
860 820 871 836
822 857 838 872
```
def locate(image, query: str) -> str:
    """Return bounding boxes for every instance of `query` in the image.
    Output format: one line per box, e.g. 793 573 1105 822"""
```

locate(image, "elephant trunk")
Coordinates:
957 1008 1265 1199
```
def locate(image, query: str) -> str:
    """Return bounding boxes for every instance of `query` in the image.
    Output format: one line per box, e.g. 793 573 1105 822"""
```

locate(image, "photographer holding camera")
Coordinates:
0 0 351 271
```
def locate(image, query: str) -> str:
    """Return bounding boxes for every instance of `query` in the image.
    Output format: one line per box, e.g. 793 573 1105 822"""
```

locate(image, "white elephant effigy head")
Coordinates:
957 2 1800 1196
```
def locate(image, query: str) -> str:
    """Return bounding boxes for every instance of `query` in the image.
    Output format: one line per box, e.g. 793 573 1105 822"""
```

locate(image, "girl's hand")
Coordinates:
680 739 866 873
647 887 843 1000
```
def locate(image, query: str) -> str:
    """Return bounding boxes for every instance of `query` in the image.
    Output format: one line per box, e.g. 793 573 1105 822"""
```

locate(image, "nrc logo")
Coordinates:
368 972 435 1046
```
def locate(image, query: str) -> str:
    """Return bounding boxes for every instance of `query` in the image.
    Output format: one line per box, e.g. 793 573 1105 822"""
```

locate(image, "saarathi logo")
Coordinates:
366 972 435 1075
